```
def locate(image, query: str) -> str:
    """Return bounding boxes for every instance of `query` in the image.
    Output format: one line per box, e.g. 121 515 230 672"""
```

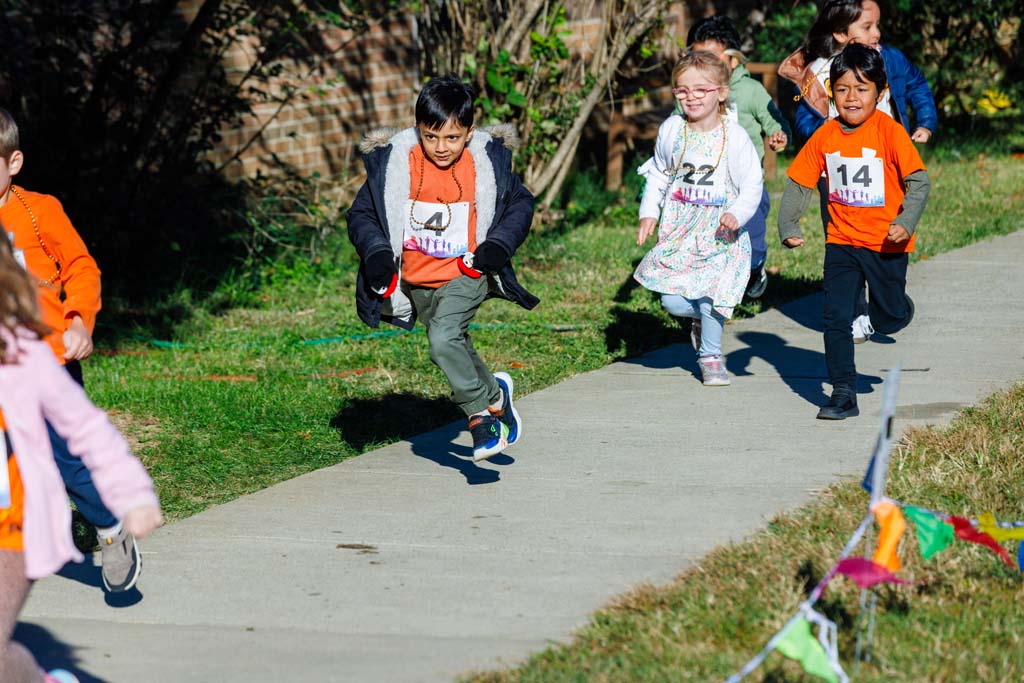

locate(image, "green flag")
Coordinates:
905 505 955 560
775 616 838 683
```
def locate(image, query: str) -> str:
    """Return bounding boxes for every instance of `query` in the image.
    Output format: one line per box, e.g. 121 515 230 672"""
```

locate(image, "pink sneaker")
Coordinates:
44 671 80 683
697 355 730 386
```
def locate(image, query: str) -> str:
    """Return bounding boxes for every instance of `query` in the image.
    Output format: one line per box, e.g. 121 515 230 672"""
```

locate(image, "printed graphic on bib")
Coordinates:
403 200 471 259
0 428 9 510
826 151 884 207
6 233 25 270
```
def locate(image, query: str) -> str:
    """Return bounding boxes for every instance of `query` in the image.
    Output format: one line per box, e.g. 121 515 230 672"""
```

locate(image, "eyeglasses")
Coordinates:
671 86 721 100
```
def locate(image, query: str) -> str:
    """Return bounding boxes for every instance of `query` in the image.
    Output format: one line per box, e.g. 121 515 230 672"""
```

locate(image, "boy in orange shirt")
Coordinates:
778 44 930 419
347 75 537 461
0 108 142 591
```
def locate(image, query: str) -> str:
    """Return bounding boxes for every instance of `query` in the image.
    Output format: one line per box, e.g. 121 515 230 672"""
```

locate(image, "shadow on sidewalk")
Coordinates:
13 622 110 683
728 331 882 407
332 394 510 485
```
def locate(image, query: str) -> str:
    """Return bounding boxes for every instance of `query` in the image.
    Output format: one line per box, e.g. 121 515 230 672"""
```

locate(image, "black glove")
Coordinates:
364 251 397 292
472 240 510 274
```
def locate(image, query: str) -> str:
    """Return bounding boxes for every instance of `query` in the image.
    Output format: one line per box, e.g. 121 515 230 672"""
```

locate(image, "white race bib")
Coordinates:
6 233 25 270
826 150 884 207
0 431 10 511
670 156 728 207
403 200 471 259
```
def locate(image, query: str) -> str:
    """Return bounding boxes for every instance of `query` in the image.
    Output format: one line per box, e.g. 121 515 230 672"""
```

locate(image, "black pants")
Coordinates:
823 244 913 389
818 176 868 317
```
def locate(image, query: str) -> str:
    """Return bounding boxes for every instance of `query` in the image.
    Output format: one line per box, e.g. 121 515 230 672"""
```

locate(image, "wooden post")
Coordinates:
606 109 627 191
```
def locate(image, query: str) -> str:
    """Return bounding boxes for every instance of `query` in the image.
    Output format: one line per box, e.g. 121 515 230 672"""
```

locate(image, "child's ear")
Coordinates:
876 86 887 104
7 150 23 176
466 126 475 143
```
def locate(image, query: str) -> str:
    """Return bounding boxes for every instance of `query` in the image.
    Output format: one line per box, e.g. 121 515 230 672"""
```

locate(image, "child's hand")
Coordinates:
886 224 910 243
714 212 740 243
910 128 931 143
637 217 657 245
123 505 163 539
783 237 805 249
767 131 788 151
62 316 94 361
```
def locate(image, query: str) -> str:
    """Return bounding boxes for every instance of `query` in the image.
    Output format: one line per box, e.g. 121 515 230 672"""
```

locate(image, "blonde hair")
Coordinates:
0 224 48 357
0 109 18 160
671 50 732 115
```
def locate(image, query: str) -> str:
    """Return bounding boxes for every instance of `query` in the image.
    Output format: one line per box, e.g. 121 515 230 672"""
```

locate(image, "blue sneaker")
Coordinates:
45 670 80 683
492 372 522 448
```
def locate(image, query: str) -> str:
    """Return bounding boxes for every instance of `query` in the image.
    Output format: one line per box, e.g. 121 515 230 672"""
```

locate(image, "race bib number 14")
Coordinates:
826 151 884 208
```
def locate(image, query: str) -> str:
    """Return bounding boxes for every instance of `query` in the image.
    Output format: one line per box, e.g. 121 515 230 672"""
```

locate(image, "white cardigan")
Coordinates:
638 115 763 226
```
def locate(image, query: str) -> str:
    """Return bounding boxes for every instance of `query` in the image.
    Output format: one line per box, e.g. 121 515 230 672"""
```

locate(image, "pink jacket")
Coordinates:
0 328 159 579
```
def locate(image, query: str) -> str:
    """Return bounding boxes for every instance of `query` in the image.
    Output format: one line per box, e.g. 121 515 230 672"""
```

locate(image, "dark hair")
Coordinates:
687 15 742 52
830 43 887 94
801 0 869 61
415 75 475 130
0 108 19 159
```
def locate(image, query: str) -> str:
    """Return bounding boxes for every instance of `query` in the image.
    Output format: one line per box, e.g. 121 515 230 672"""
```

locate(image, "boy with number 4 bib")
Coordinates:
347 75 538 461
779 44 929 420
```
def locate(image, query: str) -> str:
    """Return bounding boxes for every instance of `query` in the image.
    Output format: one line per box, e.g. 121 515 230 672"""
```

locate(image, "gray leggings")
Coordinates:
0 551 41 682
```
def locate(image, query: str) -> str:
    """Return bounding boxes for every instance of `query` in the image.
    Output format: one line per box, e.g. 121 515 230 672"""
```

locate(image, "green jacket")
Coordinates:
674 63 790 163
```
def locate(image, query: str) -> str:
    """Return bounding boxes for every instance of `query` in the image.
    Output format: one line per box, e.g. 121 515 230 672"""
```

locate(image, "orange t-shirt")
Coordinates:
401 146 477 288
788 110 925 253
0 410 25 553
0 188 102 359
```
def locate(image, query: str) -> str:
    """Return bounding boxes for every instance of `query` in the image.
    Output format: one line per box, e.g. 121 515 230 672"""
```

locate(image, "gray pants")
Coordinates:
410 276 501 416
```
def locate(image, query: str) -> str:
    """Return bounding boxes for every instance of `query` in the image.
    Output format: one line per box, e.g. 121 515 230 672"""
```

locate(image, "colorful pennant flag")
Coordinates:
775 616 839 683
835 557 908 588
904 505 955 560
872 501 906 572
947 516 1015 568
977 512 1024 542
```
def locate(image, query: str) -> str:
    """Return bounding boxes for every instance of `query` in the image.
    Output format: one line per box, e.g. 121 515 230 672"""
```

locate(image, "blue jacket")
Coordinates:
793 44 937 142
347 124 538 330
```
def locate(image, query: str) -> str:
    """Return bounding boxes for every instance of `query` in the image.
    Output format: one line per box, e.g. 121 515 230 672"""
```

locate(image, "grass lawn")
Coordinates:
465 382 1024 682
87 153 1024 521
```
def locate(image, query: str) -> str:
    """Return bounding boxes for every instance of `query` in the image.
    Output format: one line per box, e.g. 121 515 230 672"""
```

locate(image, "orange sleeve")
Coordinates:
42 197 102 333
786 126 826 189
888 120 926 181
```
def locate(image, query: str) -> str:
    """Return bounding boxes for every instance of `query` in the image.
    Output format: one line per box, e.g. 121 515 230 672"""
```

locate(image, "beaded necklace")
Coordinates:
671 118 728 178
6 185 61 285
409 152 464 231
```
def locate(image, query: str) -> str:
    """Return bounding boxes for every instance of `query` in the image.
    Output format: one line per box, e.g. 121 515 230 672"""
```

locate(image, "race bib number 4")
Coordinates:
403 200 471 259
826 151 884 207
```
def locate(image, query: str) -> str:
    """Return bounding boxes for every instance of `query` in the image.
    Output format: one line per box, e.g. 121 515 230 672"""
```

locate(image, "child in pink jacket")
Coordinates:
0 230 162 683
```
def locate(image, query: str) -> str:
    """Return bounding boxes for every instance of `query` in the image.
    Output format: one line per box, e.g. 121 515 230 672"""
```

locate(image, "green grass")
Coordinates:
87 154 1024 519
464 383 1024 682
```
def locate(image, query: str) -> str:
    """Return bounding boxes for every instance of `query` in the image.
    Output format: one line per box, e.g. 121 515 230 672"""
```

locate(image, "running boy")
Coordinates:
0 108 141 591
684 15 789 299
347 75 537 461
778 44 929 420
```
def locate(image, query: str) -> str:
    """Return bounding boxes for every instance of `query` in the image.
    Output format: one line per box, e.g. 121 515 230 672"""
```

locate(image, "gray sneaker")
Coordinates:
698 355 730 386
100 527 141 592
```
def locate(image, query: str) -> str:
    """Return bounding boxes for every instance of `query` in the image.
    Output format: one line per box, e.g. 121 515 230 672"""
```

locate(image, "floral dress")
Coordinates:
634 123 751 318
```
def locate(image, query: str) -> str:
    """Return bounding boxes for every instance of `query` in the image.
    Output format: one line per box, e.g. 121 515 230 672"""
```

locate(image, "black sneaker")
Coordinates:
745 265 768 299
469 413 508 462
904 294 915 328
817 387 859 420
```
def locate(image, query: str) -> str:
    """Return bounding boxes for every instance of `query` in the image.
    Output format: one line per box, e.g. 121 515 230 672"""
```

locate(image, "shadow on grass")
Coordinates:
331 394 511 485
13 622 111 683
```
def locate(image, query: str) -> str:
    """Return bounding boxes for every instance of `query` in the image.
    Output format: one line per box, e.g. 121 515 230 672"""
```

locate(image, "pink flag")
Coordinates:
835 557 908 589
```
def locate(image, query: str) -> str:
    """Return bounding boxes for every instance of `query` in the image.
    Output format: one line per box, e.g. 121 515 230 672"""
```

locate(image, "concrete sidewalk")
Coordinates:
19 231 1024 683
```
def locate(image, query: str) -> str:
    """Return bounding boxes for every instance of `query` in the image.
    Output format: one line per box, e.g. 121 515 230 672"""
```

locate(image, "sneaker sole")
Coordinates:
853 335 868 344
101 535 142 593
702 378 731 386
492 371 522 447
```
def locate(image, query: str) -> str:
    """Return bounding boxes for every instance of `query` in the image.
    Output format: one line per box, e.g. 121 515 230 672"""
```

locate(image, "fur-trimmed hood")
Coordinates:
359 123 520 155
